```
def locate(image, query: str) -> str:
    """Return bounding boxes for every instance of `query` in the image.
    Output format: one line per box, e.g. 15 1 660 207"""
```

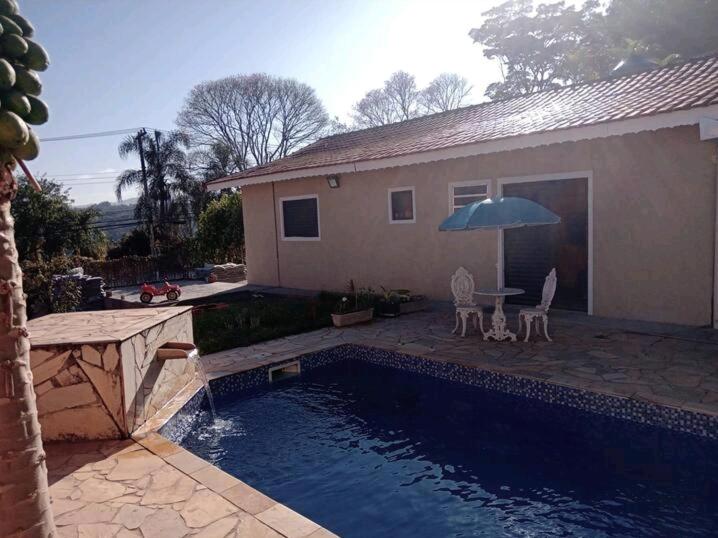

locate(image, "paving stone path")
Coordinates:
47 436 336 538
47 306 718 537
201 307 718 416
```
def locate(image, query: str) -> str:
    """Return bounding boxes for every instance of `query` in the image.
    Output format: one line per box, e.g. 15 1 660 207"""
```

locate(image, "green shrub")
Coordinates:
50 278 82 313
193 294 335 354
195 191 244 264
22 255 88 317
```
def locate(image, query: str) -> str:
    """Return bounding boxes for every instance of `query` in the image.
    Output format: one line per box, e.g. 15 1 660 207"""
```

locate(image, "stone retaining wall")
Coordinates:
30 309 195 441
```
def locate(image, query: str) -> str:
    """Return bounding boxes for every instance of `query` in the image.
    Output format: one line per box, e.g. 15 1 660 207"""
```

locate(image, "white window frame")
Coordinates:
388 186 416 224
448 179 491 215
279 194 320 241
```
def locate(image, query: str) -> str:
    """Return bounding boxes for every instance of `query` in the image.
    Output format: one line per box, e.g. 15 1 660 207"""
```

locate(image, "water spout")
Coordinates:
187 349 217 420
156 342 218 421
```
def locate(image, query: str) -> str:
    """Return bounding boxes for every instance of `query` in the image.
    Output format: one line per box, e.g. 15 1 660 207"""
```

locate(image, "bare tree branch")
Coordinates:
352 71 420 128
177 74 329 171
352 71 472 128
419 73 473 113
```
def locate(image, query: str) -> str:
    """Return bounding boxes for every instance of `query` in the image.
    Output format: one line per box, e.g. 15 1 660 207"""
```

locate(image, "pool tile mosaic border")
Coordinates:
161 343 718 441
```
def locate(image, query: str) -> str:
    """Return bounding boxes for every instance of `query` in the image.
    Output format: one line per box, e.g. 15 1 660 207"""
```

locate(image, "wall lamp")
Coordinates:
326 174 340 189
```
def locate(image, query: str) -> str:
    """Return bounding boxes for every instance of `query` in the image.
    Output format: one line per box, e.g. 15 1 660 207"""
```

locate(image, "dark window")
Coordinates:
282 197 319 239
390 189 414 222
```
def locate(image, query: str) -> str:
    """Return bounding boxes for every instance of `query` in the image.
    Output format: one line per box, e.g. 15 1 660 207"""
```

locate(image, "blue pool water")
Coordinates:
177 359 718 537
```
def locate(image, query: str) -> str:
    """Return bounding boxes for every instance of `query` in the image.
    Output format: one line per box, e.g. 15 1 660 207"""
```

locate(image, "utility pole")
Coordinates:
136 128 156 256
153 130 165 231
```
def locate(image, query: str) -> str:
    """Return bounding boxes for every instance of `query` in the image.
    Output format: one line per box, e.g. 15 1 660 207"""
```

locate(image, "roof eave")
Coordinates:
207 104 718 191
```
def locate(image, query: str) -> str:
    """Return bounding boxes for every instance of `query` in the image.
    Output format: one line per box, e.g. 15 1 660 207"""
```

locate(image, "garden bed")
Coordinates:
192 292 340 354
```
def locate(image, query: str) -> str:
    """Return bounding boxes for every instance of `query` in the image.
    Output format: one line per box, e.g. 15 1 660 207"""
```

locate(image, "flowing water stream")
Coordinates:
188 349 217 420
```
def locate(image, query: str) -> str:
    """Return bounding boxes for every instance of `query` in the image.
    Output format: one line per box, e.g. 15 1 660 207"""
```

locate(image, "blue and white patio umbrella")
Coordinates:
439 196 560 231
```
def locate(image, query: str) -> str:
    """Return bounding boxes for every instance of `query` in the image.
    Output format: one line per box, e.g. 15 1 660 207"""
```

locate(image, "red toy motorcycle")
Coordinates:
139 281 182 303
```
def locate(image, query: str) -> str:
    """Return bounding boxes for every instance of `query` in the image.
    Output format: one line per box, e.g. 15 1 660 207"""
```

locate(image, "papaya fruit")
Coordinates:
0 14 21 35
0 0 18 16
13 128 38 160
25 95 47 125
13 65 40 95
2 88 29 116
1 33 27 58
0 109 28 148
22 39 49 71
10 13 32 37
0 58 15 89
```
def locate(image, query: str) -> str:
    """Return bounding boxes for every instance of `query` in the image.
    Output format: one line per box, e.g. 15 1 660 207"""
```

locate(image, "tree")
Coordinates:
470 0 593 100
352 71 473 128
419 73 473 113
352 71 420 127
177 74 329 171
116 130 201 240
0 2 56 534
191 142 239 182
469 0 718 100
605 0 718 60
326 116 350 136
194 192 244 264
13 177 108 261
107 228 151 259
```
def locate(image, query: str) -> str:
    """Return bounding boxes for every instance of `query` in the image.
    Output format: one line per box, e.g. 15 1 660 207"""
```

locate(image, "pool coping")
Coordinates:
133 340 718 537
129 430 332 538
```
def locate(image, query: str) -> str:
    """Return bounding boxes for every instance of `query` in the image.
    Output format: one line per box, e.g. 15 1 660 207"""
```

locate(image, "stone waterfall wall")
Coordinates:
31 342 126 440
121 312 195 432
31 310 195 441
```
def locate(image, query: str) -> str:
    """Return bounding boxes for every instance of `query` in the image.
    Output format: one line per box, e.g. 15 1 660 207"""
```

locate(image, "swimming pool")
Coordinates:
165 347 718 537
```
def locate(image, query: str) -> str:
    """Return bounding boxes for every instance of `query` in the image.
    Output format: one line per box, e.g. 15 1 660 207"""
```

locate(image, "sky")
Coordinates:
22 0 539 206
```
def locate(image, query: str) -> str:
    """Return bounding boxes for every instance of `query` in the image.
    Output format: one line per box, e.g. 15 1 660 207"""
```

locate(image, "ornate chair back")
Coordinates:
538 268 558 312
451 267 476 307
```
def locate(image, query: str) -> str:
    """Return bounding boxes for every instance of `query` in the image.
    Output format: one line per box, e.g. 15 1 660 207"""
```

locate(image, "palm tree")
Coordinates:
116 130 200 241
191 142 239 182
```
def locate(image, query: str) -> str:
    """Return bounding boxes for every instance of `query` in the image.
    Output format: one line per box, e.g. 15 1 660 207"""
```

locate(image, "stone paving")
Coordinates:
201 306 718 416
47 434 336 538
29 308 194 346
46 306 718 537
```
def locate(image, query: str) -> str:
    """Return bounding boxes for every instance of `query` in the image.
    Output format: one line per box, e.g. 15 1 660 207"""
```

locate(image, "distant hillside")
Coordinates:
89 200 139 242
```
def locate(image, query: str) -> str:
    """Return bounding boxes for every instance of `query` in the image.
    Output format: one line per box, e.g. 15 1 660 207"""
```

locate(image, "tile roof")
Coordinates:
210 55 718 185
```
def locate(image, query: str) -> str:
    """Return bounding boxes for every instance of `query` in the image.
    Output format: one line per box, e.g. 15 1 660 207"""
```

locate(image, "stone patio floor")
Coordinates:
201 306 718 416
47 434 336 538
47 306 718 537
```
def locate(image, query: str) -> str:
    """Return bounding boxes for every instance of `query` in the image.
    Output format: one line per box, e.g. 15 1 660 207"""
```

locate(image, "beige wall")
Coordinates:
242 126 716 326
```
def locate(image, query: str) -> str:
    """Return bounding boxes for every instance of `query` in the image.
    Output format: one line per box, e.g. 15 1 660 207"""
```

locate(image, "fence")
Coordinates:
83 256 195 288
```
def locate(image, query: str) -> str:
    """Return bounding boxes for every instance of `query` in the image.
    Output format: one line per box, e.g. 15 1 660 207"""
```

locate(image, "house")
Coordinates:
209 55 718 328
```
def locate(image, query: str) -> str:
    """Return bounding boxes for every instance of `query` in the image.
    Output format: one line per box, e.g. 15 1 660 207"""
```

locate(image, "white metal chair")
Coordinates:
450 267 485 338
518 268 557 342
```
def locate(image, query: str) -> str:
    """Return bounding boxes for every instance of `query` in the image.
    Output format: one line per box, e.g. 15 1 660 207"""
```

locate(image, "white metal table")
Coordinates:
474 287 525 342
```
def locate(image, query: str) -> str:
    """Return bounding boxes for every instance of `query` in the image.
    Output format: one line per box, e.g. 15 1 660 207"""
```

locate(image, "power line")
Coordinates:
46 171 120 178
88 222 142 230
40 128 142 142
58 177 118 182
62 181 117 186
40 126 172 142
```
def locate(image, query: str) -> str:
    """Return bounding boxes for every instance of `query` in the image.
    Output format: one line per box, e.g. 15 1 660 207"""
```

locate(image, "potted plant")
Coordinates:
331 280 374 327
376 287 428 317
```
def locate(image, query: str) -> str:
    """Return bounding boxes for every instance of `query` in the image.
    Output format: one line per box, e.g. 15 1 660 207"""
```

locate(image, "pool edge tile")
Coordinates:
256 503 321 538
